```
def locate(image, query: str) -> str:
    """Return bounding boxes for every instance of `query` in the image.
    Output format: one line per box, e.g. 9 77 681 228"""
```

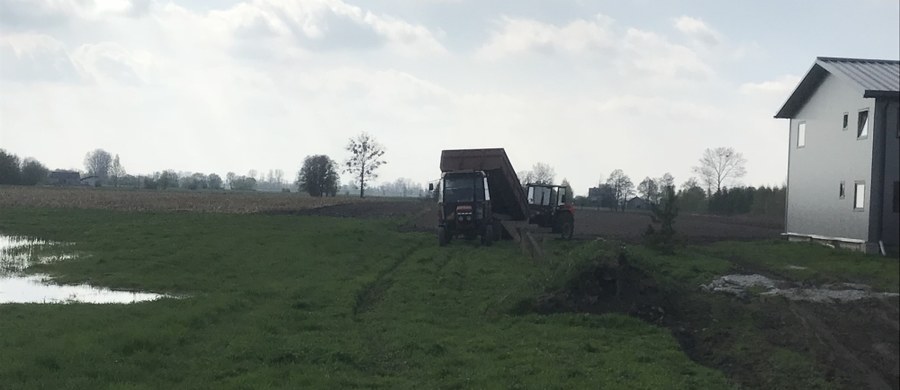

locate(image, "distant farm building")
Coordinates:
48 170 81 186
775 57 899 253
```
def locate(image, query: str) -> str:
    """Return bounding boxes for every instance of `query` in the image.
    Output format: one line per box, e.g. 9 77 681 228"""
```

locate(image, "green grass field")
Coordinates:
0 208 730 389
1 208 897 389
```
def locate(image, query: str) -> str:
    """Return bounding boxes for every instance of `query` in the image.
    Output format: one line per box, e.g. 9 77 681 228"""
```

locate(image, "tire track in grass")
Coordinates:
352 243 422 316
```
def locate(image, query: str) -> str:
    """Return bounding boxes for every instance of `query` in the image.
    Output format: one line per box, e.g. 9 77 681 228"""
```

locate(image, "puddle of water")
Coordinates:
0 274 169 304
0 233 171 304
702 274 900 303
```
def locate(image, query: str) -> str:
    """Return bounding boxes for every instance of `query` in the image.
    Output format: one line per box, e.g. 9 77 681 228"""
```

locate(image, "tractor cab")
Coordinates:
433 171 495 246
525 183 575 239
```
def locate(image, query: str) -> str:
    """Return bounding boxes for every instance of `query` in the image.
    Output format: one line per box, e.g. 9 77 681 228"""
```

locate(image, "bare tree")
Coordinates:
657 172 675 202
692 147 747 195
518 162 555 185
274 169 284 186
637 177 659 203
344 132 386 198
517 170 535 186
657 172 675 192
531 162 555 184
84 149 112 181
606 169 634 211
110 154 125 187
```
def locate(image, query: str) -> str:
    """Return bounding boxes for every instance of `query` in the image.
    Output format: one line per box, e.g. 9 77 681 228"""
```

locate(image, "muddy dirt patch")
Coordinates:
702 274 900 303
521 254 900 390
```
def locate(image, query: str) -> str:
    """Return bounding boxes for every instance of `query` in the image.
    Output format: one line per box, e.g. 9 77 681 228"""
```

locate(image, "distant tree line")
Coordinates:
573 147 784 218
2 130 392 200
0 149 50 185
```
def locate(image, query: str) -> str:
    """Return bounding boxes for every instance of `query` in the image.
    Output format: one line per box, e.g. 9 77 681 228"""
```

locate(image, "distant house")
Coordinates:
588 185 616 208
775 57 899 254
48 170 81 186
626 197 650 210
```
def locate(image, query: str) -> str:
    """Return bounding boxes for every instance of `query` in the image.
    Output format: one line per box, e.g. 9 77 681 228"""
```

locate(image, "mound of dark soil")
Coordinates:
528 257 672 324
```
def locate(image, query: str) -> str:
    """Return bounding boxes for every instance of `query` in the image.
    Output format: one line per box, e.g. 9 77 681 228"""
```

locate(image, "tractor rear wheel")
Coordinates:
557 213 574 240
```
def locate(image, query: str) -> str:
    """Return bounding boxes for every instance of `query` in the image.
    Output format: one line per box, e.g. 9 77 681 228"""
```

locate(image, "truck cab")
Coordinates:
436 171 495 246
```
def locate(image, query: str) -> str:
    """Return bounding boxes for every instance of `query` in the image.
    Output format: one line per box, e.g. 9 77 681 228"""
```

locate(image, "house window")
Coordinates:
857 110 869 138
839 181 845 199
797 122 806 148
854 182 866 210
842 113 848 130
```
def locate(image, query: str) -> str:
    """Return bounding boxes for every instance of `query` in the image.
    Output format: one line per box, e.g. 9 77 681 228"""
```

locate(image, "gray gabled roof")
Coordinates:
774 57 899 118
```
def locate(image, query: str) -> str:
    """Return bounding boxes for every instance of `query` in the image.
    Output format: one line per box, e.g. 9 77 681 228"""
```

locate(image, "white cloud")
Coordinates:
72 42 162 85
477 14 615 60
739 75 802 96
673 15 722 47
209 0 447 57
618 28 714 81
0 33 80 82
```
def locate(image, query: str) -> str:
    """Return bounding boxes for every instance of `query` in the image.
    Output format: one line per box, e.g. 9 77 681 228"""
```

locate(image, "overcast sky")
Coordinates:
1 0 898 194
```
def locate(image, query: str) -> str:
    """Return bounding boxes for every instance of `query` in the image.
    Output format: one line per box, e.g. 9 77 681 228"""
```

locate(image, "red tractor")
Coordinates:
525 184 575 239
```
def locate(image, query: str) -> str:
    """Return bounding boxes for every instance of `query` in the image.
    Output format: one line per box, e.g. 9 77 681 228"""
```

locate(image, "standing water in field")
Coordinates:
0 234 170 304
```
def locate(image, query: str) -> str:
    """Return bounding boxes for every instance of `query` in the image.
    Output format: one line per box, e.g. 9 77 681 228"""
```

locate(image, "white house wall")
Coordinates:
786 73 875 241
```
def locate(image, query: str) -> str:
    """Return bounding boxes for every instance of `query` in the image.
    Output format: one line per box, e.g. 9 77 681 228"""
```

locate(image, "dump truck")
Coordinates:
434 148 529 246
434 148 574 246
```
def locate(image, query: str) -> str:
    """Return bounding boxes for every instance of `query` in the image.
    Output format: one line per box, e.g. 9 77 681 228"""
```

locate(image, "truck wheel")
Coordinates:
438 226 448 247
482 225 493 246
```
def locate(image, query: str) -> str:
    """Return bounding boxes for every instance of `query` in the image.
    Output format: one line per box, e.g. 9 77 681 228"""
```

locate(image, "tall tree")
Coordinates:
273 169 284 187
0 149 21 184
657 172 675 192
208 173 223 190
298 155 340 197
157 170 179 189
637 177 659 203
226 172 236 189
517 170 536 186
530 162 555 184
109 154 125 187
20 158 49 185
344 132 386 198
606 169 634 211
84 149 113 182
692 147 747 195
678 178 707 213
561 178 573 203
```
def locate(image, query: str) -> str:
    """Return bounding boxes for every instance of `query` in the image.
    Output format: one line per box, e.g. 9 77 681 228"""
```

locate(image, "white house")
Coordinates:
775 57 899 254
